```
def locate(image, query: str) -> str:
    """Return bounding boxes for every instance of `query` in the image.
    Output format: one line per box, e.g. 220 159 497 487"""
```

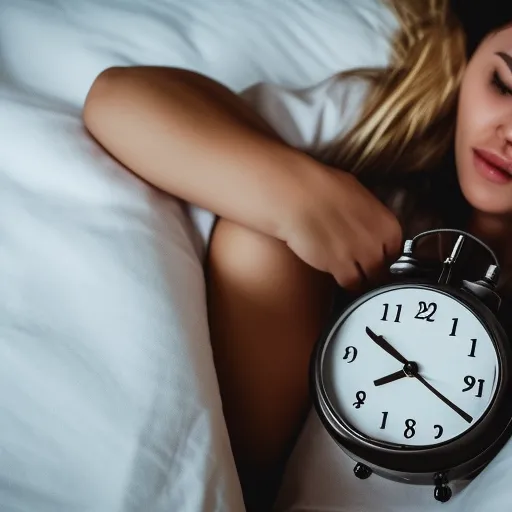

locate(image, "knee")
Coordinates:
207 219 312 289
206 218 335 316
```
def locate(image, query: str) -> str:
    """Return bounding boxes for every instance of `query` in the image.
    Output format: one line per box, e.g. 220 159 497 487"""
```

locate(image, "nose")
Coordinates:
498 117 512 157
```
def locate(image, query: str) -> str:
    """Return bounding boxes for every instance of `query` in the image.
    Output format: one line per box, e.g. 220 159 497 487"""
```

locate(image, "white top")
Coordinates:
188 74 369 247
241 74 368 153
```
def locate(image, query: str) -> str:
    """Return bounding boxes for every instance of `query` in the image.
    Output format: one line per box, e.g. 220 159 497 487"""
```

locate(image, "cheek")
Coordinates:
457 86 494 148
455 86 472 174
456 79 501 169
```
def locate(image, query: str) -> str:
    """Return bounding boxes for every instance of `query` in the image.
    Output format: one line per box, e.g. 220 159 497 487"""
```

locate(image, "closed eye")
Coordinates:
492 70 512 96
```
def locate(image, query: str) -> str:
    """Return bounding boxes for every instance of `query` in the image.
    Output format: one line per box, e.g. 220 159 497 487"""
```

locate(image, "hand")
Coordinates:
281 166 402 290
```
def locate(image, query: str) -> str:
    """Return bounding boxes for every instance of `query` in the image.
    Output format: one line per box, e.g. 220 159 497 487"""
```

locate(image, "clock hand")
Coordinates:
365 327 409 365
374 361 419 386
413 372 473 424
374 369 407 386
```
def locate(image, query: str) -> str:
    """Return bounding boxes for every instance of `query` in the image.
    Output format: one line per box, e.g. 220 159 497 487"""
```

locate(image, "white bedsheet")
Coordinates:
276 412 512 512
0 83 242 511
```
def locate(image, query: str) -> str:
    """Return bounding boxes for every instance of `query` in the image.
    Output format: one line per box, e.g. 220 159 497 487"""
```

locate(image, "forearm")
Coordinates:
83 66 318 239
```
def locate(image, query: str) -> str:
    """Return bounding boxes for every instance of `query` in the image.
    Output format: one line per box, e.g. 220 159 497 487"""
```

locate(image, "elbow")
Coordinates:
83 66 126 134
82 65 198 133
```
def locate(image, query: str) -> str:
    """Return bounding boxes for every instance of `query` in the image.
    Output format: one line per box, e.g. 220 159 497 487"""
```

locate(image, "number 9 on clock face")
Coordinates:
319 286 499 447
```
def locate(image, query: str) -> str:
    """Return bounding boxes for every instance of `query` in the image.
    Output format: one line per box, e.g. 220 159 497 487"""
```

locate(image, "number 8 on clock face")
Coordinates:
321 286 499 447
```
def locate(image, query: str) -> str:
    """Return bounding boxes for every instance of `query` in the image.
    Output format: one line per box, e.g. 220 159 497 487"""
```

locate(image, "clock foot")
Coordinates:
433 473 452 503
353 463 372 480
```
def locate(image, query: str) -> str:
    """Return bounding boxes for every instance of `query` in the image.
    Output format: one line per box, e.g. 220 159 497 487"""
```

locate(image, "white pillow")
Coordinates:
1 0 396 100
0 1 396 511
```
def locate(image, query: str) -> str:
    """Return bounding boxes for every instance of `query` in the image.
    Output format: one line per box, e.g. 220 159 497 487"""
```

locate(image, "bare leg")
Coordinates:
206 219 335 509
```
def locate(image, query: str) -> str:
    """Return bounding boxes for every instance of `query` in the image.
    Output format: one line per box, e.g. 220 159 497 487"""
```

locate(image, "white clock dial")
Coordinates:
322 286 499 447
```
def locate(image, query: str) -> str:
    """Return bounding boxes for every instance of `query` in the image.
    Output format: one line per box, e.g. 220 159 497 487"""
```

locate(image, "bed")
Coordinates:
1 1 511 511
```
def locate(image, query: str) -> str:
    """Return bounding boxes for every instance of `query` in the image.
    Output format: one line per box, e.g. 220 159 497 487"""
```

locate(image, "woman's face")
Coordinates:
456 25 512 219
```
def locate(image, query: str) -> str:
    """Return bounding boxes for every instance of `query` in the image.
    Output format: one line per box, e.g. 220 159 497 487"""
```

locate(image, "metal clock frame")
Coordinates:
311 282 512 484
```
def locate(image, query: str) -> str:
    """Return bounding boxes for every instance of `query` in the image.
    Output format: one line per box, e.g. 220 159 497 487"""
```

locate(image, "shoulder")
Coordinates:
239 74 370 153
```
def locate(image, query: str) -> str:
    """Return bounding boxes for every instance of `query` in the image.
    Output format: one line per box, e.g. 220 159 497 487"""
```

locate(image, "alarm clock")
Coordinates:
311 228 512 502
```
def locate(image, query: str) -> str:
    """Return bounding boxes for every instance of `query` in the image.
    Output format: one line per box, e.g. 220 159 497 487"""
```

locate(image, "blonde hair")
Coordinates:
319 0 468 231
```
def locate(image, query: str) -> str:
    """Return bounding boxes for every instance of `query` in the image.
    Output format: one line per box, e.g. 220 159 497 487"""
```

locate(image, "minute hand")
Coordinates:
365 327 409 365
414 373 473 424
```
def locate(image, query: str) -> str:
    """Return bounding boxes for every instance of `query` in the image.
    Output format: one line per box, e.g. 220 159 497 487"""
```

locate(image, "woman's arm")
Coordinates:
83 65 401 287
83 65 317 240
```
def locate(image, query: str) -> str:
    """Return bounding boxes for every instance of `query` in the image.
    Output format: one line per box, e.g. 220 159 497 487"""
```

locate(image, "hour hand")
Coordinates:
365 327 409 365
374 369 406 387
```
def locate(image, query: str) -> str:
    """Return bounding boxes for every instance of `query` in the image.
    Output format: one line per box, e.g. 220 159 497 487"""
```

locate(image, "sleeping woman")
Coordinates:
82 0 512 509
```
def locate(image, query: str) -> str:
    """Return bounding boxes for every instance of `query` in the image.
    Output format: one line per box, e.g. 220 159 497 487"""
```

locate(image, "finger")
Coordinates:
375 244 394 285
354 237 387 287
383 220 403 261
357 253 386 286
332 260 365 292
355 261 369 285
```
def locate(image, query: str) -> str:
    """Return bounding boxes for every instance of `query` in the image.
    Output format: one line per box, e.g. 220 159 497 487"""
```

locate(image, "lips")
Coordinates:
475 149 512 174
473 148 512 185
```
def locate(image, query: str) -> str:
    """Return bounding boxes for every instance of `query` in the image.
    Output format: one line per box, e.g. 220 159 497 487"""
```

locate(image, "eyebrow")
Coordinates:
496 52 512 73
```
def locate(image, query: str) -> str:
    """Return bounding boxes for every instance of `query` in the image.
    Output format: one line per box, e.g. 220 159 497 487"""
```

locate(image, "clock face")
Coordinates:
321 286 500 447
